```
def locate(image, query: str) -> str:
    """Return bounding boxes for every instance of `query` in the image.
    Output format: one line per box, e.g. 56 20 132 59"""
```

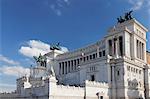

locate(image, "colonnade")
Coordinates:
59 50 106 75
136 40 144 60
108 36 123 58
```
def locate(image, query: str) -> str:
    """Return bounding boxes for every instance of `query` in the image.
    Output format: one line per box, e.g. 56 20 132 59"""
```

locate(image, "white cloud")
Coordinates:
127 0 150 27
48 0 71 16
147 0 150 15
0 65 30 77
19 40 50 58
0 55 20 65
19 46 47 58
50 4 62 16
63 0 70 5
127 0 150 12
28 40 50 51
19 40 68 58
128 0 144 11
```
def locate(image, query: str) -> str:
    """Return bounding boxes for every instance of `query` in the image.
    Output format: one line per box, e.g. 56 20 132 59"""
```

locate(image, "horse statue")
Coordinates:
117 16 125 23
125 10 133 20
33 54 47 67
50 43 61 51
117 10 133 23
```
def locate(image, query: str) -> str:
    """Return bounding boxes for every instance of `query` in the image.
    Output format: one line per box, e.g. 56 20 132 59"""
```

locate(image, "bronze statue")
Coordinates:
128 10 133 19
33 54 47 67
50 43 61 50
117 18 121 23
117 16 125 23
125 10 133 21
117 10 133 23
125 12 130 20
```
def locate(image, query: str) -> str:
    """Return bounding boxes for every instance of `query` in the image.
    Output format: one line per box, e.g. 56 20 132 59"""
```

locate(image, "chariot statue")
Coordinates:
117 10 133 23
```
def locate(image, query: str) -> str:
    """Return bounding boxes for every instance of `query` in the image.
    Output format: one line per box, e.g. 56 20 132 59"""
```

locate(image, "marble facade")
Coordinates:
1 18 150 99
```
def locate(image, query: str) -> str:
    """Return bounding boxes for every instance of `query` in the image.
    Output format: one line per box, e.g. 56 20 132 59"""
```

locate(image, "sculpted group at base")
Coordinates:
1 12 150 99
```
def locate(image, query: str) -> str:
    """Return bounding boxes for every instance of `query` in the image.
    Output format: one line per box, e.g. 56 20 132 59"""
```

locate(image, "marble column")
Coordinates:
141 43 143 60
112 39 114 57
142 43 144 60
116 39 119 58
118 39 120 56
112 65 115 86
107 63 111 86
139 42 141 59
137 40 139 58
114 38 119 58
97 46 100 58
111 64 116 99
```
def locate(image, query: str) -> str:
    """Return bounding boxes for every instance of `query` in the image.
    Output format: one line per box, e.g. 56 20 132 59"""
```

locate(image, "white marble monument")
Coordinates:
1 15 150 99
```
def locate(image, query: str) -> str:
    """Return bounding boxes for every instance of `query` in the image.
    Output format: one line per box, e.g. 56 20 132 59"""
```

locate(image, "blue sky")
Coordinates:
0 0 150 92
